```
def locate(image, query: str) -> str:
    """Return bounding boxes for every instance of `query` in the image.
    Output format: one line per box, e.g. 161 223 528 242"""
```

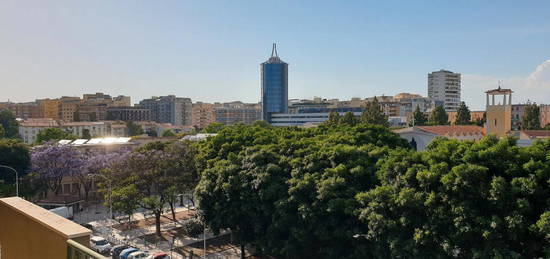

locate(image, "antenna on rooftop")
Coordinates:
271 43 278 58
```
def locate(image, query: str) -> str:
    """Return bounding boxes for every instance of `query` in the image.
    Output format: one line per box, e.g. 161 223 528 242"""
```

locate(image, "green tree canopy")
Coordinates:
0 109 19 138
455 101 471 125
202 122 226 133
0 124 5 138
326 111 341 125
36 128 77 144
195 123 409 258
82 129 91 139
0 139 30 191
522 104 541 130
356 136 550 258
126 121 144 136
341 111 358 126
361 97 389 126
429 105 449 125
410 106 427 126
161 129 176 137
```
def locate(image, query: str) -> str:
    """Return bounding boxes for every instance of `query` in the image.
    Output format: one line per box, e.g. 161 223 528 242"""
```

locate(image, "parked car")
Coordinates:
128 251 149 259
111 244 130 259
89 236 111 254
147 252 171 259
119 248 139 259
80 223 93 230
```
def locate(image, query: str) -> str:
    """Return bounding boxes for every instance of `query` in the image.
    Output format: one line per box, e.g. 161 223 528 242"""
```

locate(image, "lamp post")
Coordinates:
88 173 112 220
0 165 19 197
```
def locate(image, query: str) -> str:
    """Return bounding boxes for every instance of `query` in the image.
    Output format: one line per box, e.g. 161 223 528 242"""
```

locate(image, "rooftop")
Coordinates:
485 86 513 95
520 130 550 138
394 125 485 137
417 125 485 136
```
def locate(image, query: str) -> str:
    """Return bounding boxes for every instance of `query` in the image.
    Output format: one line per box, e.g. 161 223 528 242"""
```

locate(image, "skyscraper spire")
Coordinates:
271 43 278 57
266 43 283 63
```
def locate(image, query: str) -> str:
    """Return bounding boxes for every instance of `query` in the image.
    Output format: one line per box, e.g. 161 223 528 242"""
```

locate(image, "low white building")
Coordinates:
18 119 129 144
393 125 485 151
18 119 60 144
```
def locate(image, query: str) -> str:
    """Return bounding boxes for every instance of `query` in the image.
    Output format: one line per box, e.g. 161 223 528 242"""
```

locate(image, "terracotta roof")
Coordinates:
416 125 485 136
61 121 105 127
521 130 550 138
485 87 513 94
19 119 59 127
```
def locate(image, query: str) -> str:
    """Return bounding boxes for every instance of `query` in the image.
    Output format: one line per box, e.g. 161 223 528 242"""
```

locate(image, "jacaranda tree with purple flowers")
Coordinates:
31 143 84 196
80 150 129 201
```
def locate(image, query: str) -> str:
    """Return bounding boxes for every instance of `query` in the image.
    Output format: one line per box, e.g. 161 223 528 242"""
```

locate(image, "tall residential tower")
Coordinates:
428 69 461 112
261 43 288 122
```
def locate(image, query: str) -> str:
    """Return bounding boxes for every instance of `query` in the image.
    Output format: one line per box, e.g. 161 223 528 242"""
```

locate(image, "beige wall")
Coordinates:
0 197 91 259
486 105 511 137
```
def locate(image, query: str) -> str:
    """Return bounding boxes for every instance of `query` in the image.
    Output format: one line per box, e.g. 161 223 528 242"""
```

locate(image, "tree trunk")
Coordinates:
169 202 176 221
241 243 245 259
155 211 162 236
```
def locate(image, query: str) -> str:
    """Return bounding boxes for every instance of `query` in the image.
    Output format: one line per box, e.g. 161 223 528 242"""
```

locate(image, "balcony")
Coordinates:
67 239 108 259
0 197 103 259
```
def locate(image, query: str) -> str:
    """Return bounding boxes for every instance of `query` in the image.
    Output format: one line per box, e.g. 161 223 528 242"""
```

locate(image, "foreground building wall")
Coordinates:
0 197 92 259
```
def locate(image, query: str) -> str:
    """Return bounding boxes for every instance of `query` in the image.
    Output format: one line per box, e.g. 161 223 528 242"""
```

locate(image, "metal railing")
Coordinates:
67 239 108 259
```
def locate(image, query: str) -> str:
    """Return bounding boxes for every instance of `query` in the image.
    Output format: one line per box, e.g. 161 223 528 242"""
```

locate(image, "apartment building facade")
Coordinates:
428 70 461 112
139 95 193 126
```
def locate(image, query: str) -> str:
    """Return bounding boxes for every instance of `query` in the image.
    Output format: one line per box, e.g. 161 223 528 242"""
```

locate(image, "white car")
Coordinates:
128 251 149 259
90 236 111 254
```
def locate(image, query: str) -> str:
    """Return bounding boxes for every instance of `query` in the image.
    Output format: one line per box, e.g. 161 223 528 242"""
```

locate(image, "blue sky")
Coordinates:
1 1 550 109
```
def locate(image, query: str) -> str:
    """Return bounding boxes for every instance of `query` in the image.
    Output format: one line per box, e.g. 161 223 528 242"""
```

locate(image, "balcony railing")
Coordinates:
67 239 108 259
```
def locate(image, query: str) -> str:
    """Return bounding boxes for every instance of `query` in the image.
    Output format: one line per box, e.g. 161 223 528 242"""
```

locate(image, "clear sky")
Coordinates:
1 0 550 109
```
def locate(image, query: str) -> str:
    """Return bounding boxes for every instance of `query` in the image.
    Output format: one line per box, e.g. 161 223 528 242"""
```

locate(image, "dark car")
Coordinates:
111 244 130 259
80 223 93 230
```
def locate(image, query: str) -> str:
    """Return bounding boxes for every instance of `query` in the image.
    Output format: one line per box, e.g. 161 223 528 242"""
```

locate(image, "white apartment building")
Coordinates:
18 119 60 144
428 70 461 112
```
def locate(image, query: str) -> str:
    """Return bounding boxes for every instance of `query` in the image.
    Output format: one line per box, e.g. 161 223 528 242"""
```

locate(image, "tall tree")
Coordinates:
126 121 144 136
195 124 410 258
0 124 5 138
326 111 341 125
522 104 541 130
80 151 127 201
474 112 487 127
36 128 77 144
341 111 358 126
82 129 91 139
455 101 471 125
0 109 19 138
0 139 30 197
361 97 389 126
410 106 427 126
429 106 449 125
31 144 83 195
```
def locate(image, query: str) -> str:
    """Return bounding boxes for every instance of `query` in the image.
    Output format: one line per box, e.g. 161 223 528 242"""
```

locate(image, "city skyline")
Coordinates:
1 1 550 110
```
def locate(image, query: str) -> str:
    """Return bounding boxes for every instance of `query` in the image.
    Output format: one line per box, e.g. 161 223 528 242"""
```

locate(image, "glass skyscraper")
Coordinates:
261 43 288 122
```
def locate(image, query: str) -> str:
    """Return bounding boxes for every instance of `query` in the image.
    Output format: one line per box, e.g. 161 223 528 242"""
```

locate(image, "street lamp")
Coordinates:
88 173 112 220
0 165 19 197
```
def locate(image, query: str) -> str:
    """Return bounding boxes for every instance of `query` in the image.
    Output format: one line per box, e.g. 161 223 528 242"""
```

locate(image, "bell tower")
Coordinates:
485 86 513 137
